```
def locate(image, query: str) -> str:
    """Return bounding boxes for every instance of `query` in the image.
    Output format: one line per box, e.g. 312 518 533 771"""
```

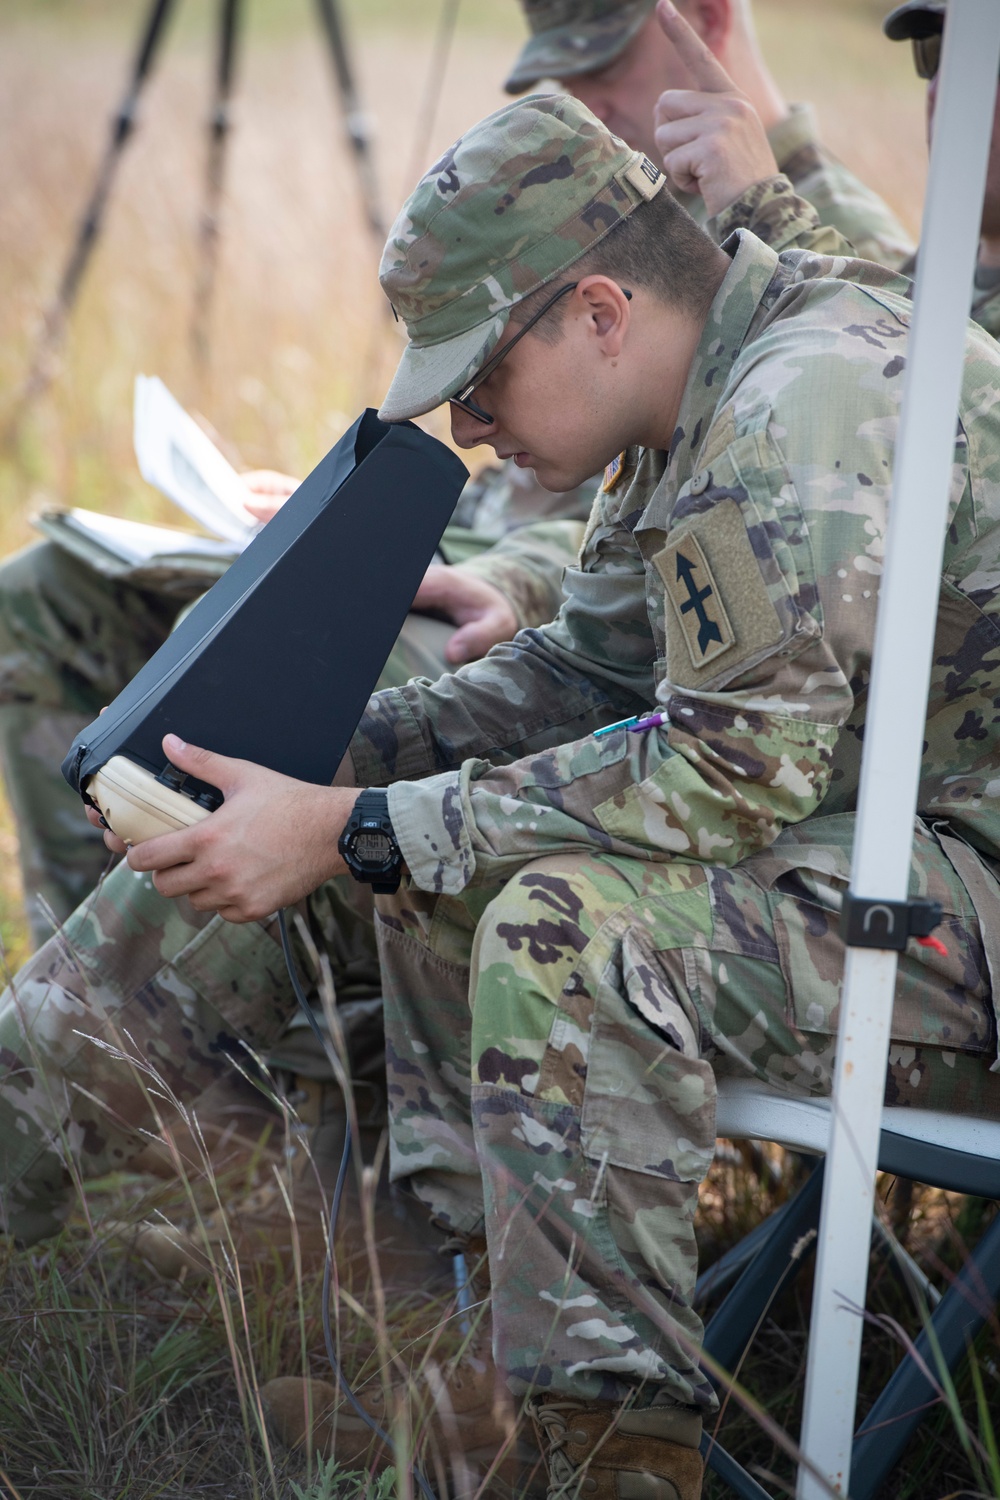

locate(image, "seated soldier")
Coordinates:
5 89 1000 1497
0 0 915 1277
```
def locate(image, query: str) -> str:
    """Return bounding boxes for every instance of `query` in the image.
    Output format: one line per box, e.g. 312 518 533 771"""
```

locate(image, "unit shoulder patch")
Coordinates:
654 499 785 689
603 451 627 493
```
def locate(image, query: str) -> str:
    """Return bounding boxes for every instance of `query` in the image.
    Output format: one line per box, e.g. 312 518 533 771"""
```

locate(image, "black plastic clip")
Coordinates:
839 894 942 952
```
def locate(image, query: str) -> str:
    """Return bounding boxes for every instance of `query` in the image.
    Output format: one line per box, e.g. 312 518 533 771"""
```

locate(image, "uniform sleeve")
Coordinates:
349 478 656 788
455 518 586 631
711 175 858 258
765 103 914 267
383 321 946 896
972 282 1000 340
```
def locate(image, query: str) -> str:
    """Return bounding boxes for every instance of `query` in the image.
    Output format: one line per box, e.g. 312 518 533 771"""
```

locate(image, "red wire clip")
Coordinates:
916 934 948 957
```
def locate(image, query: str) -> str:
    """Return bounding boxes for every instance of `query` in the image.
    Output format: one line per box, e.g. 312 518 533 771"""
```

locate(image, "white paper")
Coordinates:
56 509 241 567
133 375 258 546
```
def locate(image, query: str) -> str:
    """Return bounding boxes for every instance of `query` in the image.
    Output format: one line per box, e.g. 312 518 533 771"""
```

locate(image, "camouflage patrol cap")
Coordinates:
377 93 665 423
883 1 946 41
505 0 658 95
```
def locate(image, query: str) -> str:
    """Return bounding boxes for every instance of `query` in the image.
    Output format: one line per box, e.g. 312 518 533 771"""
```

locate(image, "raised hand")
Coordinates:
653 0 779 219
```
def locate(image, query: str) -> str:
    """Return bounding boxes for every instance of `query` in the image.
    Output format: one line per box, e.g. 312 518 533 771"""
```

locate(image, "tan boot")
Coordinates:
528 1395 703 1500
263 1264 546 1497
261 1358 541 1494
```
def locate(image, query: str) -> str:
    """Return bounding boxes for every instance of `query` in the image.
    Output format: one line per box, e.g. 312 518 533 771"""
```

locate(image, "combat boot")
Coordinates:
262 1232 546 1495
261 1327 542 1494
527 1394 703 1500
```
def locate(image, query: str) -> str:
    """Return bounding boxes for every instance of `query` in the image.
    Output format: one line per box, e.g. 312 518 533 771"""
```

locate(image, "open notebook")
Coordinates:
35 377 261 578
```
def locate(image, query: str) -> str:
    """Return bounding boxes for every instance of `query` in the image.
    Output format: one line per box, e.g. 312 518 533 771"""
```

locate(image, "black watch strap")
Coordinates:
338 788 403 894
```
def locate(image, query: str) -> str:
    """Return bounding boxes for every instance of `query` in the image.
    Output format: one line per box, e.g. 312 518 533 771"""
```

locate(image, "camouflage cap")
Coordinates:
377 93 665 424
505 0 658 95
883 0 946 41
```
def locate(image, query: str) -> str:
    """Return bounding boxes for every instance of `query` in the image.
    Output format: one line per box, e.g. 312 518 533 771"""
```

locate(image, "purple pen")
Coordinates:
628 712 666 732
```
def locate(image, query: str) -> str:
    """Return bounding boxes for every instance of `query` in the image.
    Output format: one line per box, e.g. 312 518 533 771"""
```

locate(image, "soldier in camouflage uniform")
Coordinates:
508 0 914 266
5 93 1000 1494
0 0 920 1159
883 1 1000 337
673 0 1000 340
0 464 593 950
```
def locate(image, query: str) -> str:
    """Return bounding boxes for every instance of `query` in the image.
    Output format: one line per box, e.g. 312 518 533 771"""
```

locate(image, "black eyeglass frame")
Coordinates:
911 26 1000 82
449 280 632 426
911 30 944 81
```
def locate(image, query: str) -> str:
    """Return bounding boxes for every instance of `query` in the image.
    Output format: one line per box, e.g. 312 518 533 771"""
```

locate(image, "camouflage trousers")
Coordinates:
374 814 1000 1411
0 853 384 1245
0 540 459 948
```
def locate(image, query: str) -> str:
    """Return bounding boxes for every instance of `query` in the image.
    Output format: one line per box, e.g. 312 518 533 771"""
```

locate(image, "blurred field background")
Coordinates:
2 5 977 1498
0 0 925 963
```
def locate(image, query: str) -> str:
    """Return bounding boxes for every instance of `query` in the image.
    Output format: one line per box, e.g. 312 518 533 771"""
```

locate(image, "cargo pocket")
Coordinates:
579 928 716 1185
747 815 993 1052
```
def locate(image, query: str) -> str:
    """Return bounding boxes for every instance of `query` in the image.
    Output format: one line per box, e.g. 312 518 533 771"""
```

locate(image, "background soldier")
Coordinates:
884 0 1000 335
509 0 913 264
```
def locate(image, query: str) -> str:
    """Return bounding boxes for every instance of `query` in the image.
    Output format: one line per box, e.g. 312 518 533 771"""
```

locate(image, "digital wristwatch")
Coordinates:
338 788 403 893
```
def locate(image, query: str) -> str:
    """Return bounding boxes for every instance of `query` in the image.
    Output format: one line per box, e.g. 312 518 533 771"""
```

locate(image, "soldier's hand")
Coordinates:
122 734 357 922
412 564 519 666
652 0 778 219
240 469 300 524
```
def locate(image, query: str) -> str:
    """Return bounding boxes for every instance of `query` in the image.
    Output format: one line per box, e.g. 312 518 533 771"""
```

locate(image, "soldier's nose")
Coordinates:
449 404 497 449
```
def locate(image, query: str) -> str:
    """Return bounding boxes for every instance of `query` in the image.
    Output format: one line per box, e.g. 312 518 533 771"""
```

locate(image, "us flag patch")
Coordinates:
603 451 626 493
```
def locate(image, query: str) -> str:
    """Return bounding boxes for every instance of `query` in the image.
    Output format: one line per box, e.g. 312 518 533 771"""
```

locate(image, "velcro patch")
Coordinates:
654 499 785 688
620 154 665 202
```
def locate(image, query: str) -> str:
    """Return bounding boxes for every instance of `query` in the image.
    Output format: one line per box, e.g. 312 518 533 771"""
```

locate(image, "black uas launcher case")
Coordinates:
62 410 467 831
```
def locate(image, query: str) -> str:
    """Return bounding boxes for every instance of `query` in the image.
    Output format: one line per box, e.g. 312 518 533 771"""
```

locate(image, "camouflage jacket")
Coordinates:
681 102 914 268
442 463 593 631
897 253 1000 343
714 173 1000 346
350 230 1000 901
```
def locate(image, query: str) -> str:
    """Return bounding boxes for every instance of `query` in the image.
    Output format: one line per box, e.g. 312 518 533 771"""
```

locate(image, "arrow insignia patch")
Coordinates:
659 532 734 671
654 500 787 689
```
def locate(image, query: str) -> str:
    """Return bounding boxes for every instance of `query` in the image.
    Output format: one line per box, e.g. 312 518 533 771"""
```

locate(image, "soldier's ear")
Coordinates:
575 276 630 355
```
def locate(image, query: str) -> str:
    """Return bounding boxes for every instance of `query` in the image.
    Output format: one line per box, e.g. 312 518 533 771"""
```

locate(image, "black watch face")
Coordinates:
353 830 393 863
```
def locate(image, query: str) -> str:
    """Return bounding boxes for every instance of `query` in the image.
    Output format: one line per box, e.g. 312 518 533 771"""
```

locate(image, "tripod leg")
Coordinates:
313 0 385 243
10 0 178 424
191 0 242 368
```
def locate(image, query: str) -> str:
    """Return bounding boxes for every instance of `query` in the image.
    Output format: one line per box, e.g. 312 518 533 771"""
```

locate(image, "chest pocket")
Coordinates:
653 423 822 693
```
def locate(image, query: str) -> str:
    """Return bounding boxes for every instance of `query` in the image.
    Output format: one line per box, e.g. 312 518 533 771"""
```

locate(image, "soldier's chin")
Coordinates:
528 457 592 493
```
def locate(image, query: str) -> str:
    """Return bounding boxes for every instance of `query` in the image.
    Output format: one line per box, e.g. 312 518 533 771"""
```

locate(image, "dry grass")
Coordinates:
0 3 983 1497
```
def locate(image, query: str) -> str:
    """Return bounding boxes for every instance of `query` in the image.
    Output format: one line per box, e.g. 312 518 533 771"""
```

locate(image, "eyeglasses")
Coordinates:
911 31 943 80
912 27 1000 81
449 281 632 426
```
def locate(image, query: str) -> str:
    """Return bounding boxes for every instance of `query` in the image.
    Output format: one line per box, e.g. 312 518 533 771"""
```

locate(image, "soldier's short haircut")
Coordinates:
509 186 724 340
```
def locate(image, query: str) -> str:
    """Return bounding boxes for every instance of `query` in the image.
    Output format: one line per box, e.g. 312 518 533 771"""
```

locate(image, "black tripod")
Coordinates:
12 0 385 418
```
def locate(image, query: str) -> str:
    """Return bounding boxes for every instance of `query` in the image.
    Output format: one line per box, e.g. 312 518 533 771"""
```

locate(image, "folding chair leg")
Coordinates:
701 1431 775 1499
702 1160 823 1374
695 1168 815 1309
850 1205 1000 1500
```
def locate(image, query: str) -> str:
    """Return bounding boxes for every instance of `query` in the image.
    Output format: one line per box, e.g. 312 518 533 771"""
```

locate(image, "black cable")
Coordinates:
277 909 436 1500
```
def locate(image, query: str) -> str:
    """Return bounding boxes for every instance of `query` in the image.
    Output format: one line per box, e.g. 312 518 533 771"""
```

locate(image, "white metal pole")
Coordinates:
796 4 1000 1496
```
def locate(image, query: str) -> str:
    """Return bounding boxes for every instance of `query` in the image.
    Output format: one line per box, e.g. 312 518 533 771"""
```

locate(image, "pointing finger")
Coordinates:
655 0 736 94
